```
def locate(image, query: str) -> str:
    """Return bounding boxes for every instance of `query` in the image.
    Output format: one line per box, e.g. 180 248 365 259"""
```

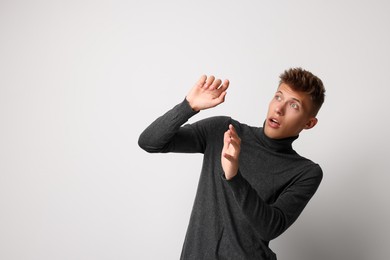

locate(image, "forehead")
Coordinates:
277 83 311 103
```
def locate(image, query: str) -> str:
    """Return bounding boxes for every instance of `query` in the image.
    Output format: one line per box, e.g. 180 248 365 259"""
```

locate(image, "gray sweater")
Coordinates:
138 99 323 260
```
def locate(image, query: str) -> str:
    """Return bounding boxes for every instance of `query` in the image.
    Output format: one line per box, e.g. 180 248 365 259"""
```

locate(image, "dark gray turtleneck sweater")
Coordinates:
138 99 322 260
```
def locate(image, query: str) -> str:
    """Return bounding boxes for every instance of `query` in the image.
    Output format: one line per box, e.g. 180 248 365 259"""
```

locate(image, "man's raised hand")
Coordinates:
221 124 241 180
186 75 229 112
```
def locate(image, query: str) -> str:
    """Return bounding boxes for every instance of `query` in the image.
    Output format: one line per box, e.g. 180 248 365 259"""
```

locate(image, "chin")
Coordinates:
264 127 279 139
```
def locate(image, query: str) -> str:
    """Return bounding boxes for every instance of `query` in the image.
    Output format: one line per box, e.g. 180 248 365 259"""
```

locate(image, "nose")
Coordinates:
275 103 285 116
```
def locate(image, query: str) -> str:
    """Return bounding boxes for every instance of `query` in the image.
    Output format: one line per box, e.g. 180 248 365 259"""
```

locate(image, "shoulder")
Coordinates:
191 116 252 141
306 162 322 175
194 116 253 130
190 116 230 131
195 115 232 125
228 118 261 140
299 162 323 183
187 116 232 140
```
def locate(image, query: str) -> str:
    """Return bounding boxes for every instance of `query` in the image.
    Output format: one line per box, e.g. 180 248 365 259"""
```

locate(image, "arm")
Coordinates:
221 125 322 241
225 167 322 241
138 75 229 153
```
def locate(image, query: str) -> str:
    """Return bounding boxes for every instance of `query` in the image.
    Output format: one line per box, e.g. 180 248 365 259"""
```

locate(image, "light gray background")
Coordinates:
1 0 389 259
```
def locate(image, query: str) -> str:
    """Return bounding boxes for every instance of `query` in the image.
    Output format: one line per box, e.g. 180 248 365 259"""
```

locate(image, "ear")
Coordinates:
304 117 318 130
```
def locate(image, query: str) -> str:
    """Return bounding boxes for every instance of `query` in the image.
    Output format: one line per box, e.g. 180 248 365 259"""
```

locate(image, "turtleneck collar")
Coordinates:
257 121 298 154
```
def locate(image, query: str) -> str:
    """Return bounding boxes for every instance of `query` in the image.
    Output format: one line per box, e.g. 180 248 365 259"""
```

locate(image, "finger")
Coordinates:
209 78 222 90
204 75 215 89
228 136 240 152
218 79 230 92
228 124 240 140
223 130 231 146
222 130 236 153
227 126 241 150
195 75 207 88
223 129 240 152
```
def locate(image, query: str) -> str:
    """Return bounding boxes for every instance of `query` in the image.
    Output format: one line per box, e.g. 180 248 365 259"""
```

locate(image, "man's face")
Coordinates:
264 83 318 139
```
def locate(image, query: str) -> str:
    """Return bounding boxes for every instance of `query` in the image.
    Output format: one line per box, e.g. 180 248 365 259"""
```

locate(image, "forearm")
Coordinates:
224 171 287 241
138 98 199 153
223 169 321 241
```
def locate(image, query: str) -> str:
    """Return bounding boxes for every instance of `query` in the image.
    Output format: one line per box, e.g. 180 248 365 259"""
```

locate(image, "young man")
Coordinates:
138 68 325 260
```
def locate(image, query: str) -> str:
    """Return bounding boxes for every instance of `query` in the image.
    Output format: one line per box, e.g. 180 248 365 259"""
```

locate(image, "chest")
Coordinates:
238 139 309 204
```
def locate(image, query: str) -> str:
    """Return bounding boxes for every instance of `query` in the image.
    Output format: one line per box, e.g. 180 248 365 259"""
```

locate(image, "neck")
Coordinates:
259 124 298 153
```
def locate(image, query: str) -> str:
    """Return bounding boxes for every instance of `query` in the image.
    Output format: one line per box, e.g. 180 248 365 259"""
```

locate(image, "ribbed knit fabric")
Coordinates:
138 99 322 260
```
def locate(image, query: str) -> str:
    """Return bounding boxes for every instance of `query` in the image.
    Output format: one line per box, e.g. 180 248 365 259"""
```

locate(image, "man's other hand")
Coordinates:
186 75 229 112
221 124 241 180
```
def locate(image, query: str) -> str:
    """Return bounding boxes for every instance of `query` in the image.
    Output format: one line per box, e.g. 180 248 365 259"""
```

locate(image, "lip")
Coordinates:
268 117 281 129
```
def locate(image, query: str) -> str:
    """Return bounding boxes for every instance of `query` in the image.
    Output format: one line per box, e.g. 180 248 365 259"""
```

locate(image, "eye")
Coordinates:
275 95 282 101
290 103 299 110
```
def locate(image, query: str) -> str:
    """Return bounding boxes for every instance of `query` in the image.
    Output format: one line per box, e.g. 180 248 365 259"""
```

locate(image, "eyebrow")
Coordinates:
276 91 302 104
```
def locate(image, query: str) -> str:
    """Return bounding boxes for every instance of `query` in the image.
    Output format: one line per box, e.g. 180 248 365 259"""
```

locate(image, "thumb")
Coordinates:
223 152 235 162
214 91 227 106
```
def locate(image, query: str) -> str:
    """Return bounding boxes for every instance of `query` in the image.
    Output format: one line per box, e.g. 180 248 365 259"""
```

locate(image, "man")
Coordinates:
138 68 325 260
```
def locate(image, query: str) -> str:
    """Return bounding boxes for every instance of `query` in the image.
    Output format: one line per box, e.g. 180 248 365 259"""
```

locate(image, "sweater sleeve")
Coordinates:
138 98 209 153
223 165 323 241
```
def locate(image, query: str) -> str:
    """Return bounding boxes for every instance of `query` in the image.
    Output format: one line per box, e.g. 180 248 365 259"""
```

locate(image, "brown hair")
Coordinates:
279 67 325 116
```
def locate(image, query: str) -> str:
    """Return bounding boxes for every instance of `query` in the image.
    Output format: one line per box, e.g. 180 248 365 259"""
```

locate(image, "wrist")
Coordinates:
222 171 239 182
224 170 238 181
185 96 200 112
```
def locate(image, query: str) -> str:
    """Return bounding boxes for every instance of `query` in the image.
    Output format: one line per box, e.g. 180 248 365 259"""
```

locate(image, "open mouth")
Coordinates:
269 118 280 128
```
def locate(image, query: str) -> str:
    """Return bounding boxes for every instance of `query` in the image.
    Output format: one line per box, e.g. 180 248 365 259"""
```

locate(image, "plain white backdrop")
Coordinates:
1 0 389 259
